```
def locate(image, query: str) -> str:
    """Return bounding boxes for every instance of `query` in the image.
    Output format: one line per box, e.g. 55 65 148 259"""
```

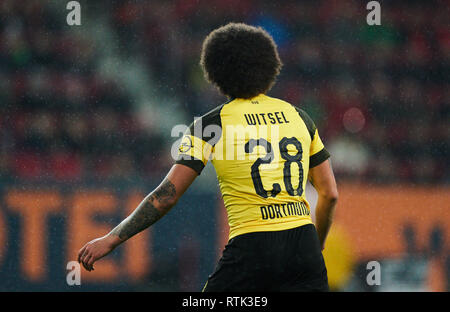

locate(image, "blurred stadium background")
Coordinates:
0 0 448 291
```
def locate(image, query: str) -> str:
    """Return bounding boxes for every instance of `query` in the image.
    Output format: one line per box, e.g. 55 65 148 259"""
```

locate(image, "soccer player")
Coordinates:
78 23 338 291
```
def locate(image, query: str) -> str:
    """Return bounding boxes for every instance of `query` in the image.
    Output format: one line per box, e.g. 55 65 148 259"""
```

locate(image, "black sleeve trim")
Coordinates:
310 148 330 168
175 158 205 175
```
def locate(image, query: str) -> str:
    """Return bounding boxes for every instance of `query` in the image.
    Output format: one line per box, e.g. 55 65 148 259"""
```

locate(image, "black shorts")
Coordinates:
203 224 328 292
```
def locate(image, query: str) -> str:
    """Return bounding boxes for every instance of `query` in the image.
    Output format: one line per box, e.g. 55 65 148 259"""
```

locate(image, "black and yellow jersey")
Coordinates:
176 94 330 240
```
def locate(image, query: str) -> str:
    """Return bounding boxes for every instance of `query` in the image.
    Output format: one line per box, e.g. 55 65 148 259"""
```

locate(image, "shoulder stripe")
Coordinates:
188 104 225 146
293 106 316 140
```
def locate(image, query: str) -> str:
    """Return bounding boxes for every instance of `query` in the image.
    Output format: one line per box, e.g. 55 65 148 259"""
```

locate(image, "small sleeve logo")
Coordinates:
178 136 193 153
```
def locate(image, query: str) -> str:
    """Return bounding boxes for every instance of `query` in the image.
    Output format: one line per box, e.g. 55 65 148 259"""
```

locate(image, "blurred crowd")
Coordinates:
0 0 169 181
0 0 448 183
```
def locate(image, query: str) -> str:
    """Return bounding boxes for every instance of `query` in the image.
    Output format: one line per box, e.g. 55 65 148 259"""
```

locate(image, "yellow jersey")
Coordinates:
176 94 330 239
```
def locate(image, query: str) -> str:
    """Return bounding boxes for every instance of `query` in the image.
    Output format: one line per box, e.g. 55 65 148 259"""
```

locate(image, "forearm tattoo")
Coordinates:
153 179 176 205
110 179 176 241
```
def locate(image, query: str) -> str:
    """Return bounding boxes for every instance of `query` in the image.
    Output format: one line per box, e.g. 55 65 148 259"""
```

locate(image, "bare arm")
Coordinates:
308 159 338 250
78 164 198 271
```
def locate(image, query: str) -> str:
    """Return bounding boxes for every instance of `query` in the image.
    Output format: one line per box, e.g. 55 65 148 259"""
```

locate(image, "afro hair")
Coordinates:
200 23 282 99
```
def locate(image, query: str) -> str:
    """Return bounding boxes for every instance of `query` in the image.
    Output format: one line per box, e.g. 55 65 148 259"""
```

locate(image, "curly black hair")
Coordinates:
200 23 282 99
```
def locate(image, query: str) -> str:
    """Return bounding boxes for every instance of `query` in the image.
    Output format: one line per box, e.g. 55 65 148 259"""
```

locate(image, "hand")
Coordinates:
77 235 119 271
